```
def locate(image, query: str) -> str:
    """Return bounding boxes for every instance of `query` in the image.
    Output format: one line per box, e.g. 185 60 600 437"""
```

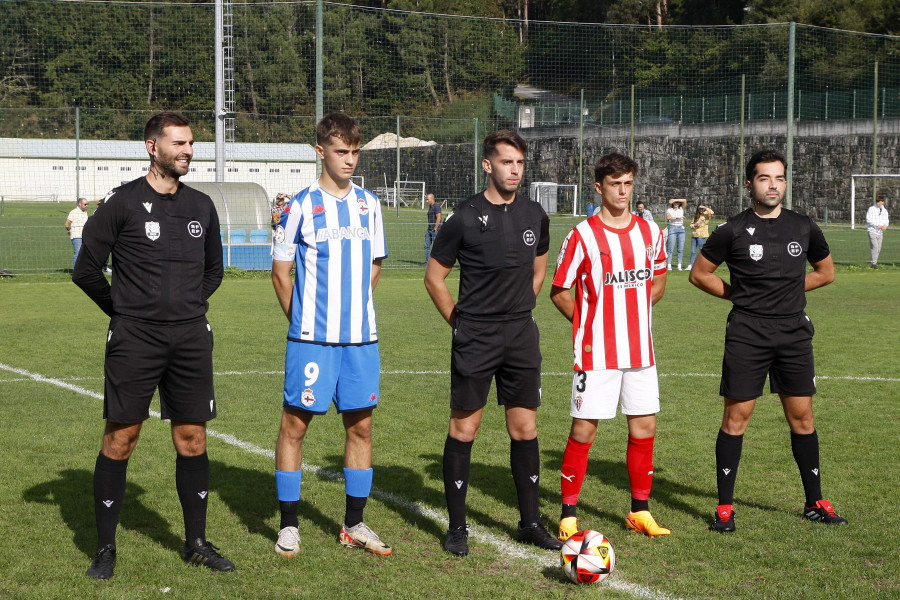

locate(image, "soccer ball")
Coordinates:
560 529 615 584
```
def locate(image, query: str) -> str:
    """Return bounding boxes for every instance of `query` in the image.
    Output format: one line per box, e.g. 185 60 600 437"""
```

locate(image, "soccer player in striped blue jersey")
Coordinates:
271 113 391 557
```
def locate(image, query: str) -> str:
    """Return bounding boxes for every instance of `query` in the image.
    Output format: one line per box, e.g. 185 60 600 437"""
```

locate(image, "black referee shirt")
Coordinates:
430 192 550 321
701 207 830 318
73 176 224 323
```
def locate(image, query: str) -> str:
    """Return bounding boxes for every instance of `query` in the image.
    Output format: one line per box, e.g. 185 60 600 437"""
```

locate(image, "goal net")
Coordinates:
850 174 900 229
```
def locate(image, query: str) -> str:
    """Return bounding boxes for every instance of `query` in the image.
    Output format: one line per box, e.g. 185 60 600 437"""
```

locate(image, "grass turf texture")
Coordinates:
0 267 898 599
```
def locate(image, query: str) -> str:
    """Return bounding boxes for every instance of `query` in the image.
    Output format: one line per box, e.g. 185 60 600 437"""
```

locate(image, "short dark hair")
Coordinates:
636 201 645 208
594 152 638 183
144 111 190 143
745 149 786 182
316 112 361 146
483 129 527 159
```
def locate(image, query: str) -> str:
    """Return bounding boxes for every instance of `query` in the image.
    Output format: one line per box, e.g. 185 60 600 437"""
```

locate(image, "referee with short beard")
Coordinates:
74 112 233 579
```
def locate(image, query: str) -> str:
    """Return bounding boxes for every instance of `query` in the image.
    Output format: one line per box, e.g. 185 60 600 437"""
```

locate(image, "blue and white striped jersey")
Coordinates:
272 182 387 345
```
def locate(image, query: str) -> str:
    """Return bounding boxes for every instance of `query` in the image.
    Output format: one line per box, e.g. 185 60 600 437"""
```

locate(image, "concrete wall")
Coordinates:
357 117 900 222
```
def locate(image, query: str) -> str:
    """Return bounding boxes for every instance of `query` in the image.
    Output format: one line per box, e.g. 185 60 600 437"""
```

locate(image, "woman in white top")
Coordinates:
665 198 686 271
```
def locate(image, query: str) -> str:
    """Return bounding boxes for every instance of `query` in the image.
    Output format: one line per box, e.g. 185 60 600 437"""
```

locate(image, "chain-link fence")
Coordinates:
1 1 898 272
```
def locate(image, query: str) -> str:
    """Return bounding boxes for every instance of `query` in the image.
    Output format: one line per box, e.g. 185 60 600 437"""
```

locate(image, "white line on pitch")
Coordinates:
0 360 686 600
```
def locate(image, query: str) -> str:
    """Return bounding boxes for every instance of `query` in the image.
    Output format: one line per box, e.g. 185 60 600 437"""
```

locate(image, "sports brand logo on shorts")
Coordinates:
188 221 203 238
301 388 316 407
145 221 160 241
523 229 536 246
749 243 763 261
357 197 369 215
787 241 802 257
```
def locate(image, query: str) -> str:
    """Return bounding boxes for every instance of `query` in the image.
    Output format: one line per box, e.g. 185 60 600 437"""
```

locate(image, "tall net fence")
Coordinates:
1 1 898 273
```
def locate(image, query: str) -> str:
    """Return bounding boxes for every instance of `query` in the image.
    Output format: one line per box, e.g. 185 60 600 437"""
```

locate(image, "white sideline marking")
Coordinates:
1 361 686 600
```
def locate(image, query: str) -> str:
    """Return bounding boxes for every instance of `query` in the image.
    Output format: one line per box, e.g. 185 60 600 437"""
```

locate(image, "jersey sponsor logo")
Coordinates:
274 225 286 244
301 388 316 407
145 221 161 241
315 226 371 242
357 197 369 215
787 241 802 257
603 268 651 286
523 229 536 246
749 243 763 261
142 202 153 213
746 227 756 236
188 221 203 238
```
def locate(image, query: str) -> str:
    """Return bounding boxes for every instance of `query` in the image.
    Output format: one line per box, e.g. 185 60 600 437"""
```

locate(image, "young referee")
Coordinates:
689 149 847 532
73 112 233 579
425 130 560 556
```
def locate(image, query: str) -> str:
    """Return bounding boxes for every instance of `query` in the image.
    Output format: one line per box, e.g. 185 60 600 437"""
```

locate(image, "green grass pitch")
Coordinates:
0 264 898 599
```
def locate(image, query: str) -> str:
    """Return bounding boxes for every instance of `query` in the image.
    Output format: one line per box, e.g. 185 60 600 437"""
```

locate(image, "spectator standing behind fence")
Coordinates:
272 193 288 228
687 203 714 271
665 198 686 271
634 201 653 222
424 193 442 264
866 198 889 269
65 197 90 270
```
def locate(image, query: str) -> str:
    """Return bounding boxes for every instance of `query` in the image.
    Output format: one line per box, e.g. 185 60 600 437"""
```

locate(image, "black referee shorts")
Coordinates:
103 316 217 424
720 310 817 401
450 315 542 411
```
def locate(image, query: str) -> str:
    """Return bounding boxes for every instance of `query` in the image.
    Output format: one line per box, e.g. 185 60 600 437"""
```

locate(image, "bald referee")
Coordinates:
74 112 234 578
689 149 847 532
425 129 560 556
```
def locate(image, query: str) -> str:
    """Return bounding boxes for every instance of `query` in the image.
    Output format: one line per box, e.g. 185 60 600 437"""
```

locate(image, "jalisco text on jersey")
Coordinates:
603 268 652 285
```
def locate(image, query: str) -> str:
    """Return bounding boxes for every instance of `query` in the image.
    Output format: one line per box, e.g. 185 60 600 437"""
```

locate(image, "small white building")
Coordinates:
0 138 318 203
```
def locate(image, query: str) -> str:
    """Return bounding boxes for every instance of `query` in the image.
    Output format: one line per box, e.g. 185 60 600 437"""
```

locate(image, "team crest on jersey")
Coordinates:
301 388 316 407
646 245 654 261
187 221 202 238
274 225 286 244
787 241 802 257
749 243 763 261
145 221 160 241
574 395 583 412
357 197 369 215
523 229 536 246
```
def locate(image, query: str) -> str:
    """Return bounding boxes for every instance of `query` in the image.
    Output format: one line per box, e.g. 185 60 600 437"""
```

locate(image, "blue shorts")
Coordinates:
283 341 380 414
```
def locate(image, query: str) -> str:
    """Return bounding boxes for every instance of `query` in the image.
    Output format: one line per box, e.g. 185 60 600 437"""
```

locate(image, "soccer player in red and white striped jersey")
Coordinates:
550 152 671 540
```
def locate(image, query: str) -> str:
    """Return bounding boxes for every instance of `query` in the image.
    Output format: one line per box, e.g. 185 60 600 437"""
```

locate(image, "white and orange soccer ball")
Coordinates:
560 529 615 584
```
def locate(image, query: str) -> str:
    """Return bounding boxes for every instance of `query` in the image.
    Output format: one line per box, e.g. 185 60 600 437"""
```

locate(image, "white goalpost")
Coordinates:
850 174 900 229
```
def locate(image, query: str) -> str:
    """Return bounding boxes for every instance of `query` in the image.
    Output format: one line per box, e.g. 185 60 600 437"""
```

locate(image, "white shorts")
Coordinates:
570 366 660 419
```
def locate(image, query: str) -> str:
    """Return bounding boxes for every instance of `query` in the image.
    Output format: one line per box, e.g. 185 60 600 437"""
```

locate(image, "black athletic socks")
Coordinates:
344 495 368 529
175 452 209 543
279 501 299 530
94 452 129 549
443 435 473 529
510 437 541 525
791 430 823 506
715 429 743 506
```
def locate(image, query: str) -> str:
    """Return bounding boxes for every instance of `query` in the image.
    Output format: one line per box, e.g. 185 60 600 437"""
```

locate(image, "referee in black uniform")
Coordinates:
689 149 847 532
424 129 561 556
73 112 234 578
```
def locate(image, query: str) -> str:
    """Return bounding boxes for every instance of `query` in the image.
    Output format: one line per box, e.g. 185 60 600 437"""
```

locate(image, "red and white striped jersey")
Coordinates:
552 214 667 370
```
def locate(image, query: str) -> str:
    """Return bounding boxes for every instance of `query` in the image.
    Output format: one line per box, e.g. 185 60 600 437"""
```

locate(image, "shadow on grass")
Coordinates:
22 468 182 558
